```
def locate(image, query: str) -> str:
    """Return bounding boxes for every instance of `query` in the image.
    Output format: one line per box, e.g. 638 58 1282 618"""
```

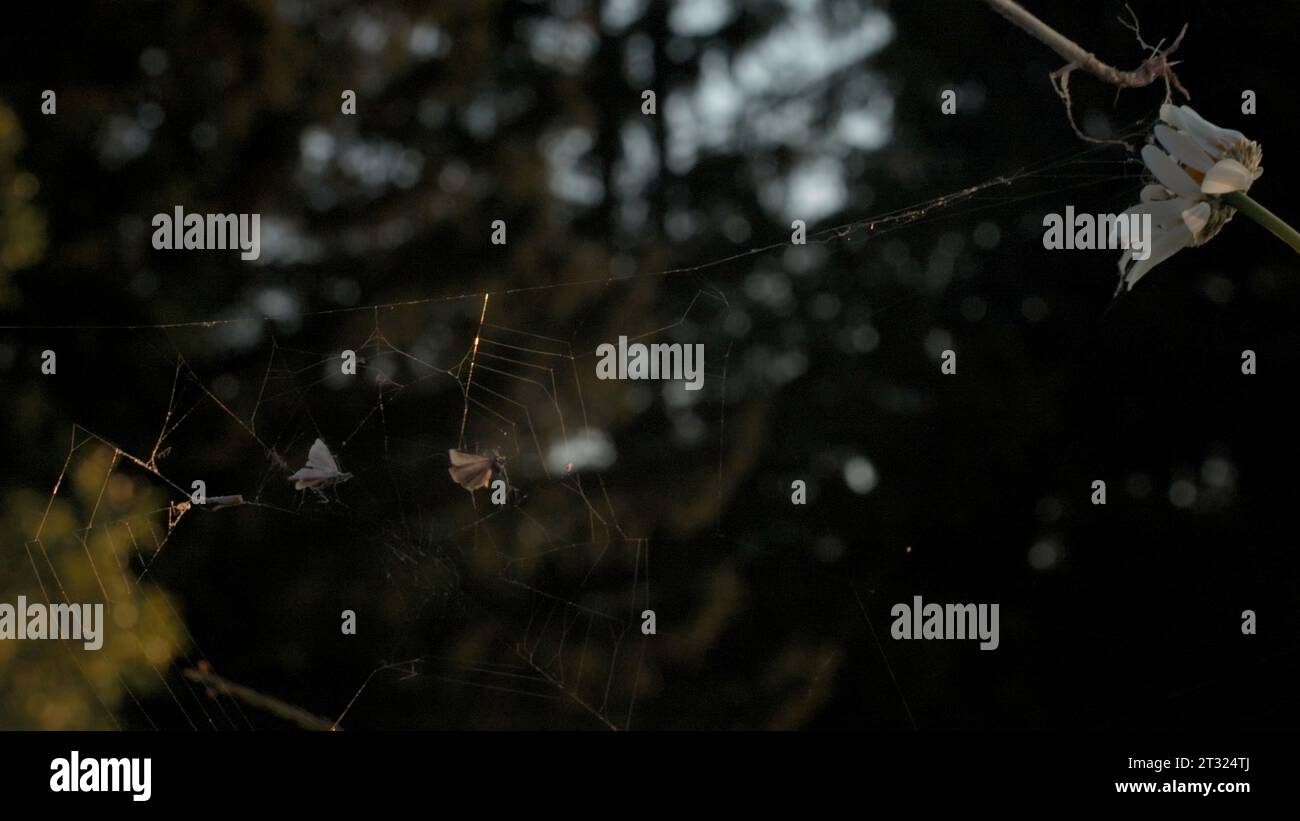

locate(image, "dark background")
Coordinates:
1 0 1298 730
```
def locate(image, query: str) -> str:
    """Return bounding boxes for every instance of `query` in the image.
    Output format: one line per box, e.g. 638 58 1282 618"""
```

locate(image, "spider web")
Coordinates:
6 122 1152 730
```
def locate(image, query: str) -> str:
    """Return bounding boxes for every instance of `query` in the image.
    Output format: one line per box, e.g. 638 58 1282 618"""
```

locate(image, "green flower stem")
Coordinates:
1223 191 1300 254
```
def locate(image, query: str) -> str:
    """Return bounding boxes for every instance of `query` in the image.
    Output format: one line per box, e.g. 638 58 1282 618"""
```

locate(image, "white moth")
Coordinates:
448 449 504 492
289 439 353 495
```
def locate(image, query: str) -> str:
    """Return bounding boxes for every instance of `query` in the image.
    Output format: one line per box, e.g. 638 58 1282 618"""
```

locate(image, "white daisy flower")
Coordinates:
1117 104 1264 293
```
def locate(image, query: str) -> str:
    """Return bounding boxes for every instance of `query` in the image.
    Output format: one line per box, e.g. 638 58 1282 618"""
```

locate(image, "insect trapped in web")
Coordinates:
447 449 507 493
288 438 353 499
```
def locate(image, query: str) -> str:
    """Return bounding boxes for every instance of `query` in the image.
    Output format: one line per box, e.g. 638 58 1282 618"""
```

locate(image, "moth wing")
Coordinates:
289 467 329 488
449 463 492 490
290 470 322 490
448 449 489 467
306 438 340 473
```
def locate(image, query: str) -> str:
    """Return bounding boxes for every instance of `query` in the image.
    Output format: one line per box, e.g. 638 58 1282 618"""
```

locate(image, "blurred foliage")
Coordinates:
0 444 185 729
0 101 47 301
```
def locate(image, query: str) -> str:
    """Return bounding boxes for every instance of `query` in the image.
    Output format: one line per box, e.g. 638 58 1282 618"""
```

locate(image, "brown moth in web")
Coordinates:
447 449 506 492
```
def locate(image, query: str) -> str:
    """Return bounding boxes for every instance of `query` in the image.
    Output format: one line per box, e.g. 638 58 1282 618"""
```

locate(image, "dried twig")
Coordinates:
982 0 1189 145
184 665 340 731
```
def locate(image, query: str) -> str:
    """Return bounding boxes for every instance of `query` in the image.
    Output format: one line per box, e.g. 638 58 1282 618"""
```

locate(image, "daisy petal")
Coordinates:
1124 197 1195 231
1154 124 1214 173
1140 184 1175 202
1120 223 1193 291
1158 103 1183 129
1201 158 1254 195
1180 202 1212 239
1117 248 1132 272
1161 104 1247 155
1115 250 1134 295
1176 105 1248 152
1142 145 1200 198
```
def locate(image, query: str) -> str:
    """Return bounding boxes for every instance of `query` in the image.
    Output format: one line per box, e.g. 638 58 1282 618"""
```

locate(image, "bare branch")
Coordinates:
982 0 1189 145
184 665 340 731
984 0 1187 88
